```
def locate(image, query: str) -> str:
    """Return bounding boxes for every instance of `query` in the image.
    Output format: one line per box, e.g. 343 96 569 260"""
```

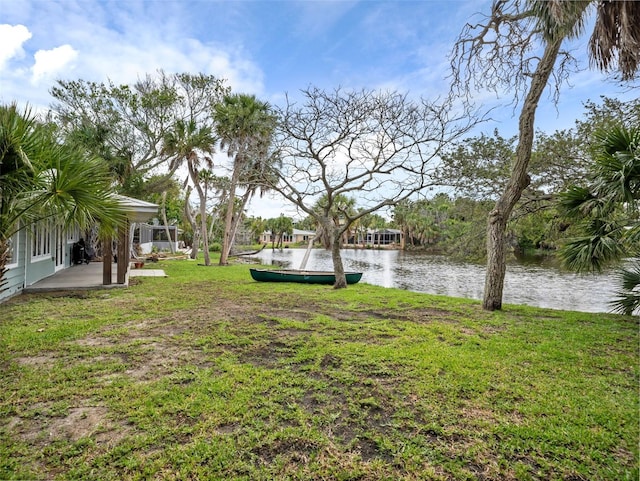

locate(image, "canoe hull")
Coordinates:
249 268 362 285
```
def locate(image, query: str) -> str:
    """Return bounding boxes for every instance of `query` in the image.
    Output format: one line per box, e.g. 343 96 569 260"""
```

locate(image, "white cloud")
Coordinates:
0 24 32 70
197 45 264 94
247 191 298 220
59 25 263 95
31 44 78 84
2 2 265 110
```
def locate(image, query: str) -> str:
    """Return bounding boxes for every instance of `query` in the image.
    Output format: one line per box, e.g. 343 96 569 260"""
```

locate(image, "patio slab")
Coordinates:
23 263 166 293
130 269 167 278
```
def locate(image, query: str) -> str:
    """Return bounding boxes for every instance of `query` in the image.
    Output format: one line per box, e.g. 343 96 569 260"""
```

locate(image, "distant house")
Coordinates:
259 228 316 245
347 228 403 247
1 195 158 303
133 222 180 254
366 228 403 246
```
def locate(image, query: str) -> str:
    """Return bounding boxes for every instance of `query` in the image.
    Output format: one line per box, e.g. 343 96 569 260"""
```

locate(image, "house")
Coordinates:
347 228 403 247
1 195 158 303
365 228 403 246
133 222 180 254
259 228 316 245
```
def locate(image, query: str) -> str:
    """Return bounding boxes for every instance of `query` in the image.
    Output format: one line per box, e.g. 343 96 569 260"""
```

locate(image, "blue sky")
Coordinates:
0 0 637 218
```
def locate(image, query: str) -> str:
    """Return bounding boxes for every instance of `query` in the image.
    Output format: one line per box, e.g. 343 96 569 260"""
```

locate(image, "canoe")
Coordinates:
249 268 362 285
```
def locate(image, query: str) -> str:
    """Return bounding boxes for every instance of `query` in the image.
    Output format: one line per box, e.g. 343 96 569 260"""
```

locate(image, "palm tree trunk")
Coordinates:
227 188 253 254
160 191 176 254
197 188 210 265
184 186 199 260
188 160 210 266
483 38 562 310
208 206 216 240
0 238 10 293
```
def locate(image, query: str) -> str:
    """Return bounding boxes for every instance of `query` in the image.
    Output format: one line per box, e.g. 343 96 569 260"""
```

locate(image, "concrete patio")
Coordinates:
23 262 166 293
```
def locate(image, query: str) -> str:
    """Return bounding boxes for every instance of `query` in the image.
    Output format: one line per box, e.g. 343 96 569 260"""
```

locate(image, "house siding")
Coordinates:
26 255 55 286
1 195 159 304
133 223 179 254
259 229 316 245
1 222 73 303
2 231 26 302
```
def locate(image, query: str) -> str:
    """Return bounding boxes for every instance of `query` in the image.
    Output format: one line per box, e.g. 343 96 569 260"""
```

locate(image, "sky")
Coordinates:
1 0 637 219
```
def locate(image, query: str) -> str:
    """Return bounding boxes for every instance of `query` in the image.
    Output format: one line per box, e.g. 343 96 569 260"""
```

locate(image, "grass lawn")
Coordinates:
0 257 638 480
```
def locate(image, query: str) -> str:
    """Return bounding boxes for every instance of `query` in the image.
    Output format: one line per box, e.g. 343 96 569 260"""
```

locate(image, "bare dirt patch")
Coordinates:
14 354 59 366
49 407 110 441
7 406 113 444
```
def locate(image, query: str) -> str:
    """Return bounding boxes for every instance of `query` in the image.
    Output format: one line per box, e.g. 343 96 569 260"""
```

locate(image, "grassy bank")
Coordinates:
1 258 637 480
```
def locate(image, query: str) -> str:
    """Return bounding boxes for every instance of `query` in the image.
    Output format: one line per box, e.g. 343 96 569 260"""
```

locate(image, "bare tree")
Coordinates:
267 87 477 288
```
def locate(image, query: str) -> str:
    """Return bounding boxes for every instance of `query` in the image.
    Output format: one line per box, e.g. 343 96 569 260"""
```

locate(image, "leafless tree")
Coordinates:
267 87 477 288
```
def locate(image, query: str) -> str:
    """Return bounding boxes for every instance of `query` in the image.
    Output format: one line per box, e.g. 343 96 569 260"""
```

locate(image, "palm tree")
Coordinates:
392 201 412 249
589 1 640 81
268 214 293 251
227 153 282 252
249 216 268 244
162 119 217 266
560 126 639 315
467 0 639 311
532 0 639 81
0 104 125 291
213 94 277 265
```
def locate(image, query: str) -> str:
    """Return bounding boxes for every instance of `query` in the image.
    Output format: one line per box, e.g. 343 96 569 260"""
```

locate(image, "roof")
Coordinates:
261 228 316 236
113 195 159 222
292 228 316 236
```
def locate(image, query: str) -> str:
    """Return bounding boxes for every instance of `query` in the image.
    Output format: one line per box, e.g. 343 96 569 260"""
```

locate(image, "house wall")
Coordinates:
2 231 26 302
1 226 58 302
26 255 55 286
25 222 57 286
1 222 80 303
138 242 154 255
259 230 315 245
133 223 178 254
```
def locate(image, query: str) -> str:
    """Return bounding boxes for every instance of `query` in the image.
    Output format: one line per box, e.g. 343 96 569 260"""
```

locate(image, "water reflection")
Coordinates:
248 248 619 314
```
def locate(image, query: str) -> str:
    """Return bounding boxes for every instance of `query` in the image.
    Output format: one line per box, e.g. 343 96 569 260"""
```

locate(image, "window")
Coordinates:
31 221 52 260
152 227 176 242
6 231 19 268
67 225 79 243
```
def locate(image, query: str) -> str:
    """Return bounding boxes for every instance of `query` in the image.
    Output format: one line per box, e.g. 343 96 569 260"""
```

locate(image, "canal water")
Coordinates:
248 248 620 314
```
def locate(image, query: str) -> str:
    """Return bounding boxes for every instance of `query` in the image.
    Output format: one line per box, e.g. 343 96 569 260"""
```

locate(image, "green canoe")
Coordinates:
249 268 363 285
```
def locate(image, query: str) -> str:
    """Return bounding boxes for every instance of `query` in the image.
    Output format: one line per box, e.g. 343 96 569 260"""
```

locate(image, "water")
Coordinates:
248 248 620 314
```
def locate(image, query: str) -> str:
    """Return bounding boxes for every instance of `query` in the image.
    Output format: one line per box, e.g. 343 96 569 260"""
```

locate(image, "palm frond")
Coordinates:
589 0 640 80
591 126 640 206
559 185 601 217
528 0 591 42
560 233 625 272
610 263 640 316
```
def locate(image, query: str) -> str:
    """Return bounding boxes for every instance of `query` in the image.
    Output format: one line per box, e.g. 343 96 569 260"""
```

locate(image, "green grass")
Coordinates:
0 257 638 480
